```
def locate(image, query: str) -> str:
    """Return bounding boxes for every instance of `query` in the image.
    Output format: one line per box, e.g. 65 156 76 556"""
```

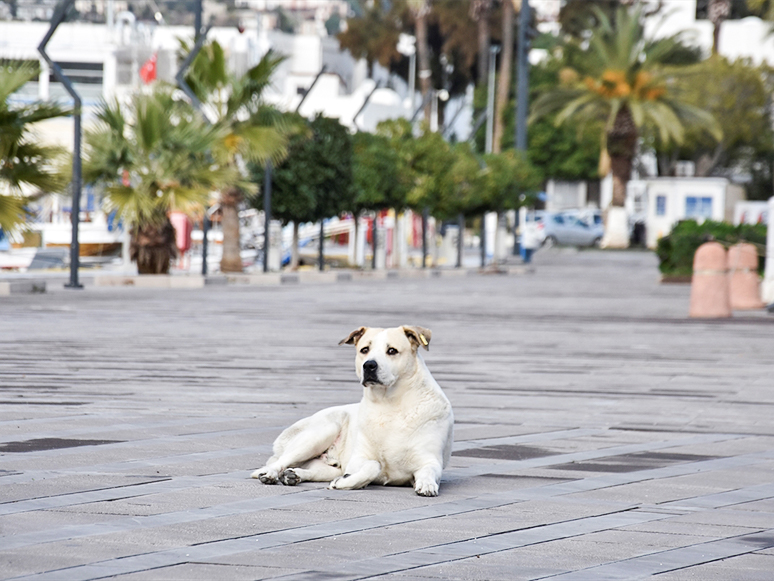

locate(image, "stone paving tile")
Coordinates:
110 562 298 581
654 554 774 581
666 507 774 529
0 474 169 504
564 480 731 506
733 498 774 513
624 519 764 539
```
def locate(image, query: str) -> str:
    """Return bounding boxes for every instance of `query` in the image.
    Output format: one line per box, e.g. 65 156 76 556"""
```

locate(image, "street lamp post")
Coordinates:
397 34 416 110
482 45 500 268
39 0 82 289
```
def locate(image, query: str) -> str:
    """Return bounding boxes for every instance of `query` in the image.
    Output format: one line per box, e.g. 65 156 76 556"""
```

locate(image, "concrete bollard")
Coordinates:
728 243 764 310
689 242 731 318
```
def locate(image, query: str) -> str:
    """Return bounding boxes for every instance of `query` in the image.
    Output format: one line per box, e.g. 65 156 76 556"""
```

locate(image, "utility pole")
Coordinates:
514 0 531 256
263 161 272 273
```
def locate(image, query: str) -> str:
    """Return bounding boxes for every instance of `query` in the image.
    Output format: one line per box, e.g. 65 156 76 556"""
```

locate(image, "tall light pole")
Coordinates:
39 0 82 288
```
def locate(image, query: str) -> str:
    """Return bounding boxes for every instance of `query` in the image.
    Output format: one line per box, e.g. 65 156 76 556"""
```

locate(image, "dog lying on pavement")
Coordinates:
251 325 454 496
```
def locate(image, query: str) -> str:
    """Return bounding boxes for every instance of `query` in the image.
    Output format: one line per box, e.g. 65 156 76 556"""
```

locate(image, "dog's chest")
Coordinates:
358 399 443 482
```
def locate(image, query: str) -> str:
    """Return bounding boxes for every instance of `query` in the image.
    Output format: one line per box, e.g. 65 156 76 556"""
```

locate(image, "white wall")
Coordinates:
645 177 730 248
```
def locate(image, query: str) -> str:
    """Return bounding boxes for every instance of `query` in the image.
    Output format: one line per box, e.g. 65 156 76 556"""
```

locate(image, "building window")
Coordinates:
685 196 713 218
655 195 667 216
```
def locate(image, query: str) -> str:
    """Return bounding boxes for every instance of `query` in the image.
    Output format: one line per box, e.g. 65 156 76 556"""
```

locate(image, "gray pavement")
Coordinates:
1 248 774 580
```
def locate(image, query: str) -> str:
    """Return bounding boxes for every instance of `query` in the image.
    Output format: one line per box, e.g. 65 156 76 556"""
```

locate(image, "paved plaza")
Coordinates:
1 249 773 580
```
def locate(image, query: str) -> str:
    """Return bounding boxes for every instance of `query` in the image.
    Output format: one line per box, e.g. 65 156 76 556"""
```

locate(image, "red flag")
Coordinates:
139 53 157 84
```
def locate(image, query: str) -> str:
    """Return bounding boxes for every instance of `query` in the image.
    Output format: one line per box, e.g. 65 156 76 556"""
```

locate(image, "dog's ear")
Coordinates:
339 326 367 346
402 325 431 351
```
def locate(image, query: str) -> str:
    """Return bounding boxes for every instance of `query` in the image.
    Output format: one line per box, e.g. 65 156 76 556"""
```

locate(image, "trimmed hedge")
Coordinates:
656 220 767 276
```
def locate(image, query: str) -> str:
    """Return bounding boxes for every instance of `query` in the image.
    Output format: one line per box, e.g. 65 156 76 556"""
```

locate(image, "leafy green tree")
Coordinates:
530 4 721 207
252 114 354 269
480 150 543 213
352 131 408 215
351 131 410 260
83 89 234 274
650 56 774 198
183 40 290 273
0 61 69 233
448 142 484 217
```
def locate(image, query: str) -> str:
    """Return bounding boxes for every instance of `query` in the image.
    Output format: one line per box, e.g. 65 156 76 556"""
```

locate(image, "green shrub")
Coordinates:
656 220 767 276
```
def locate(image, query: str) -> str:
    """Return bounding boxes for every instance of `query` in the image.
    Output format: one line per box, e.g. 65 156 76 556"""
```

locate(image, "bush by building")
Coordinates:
656 219 767 277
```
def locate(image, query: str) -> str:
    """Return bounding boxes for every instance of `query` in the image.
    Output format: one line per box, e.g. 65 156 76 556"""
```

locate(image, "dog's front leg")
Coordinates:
413 462 443 497
329 459 381 490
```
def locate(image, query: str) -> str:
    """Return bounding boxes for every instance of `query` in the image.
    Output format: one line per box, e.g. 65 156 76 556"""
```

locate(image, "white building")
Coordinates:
636 178 746 249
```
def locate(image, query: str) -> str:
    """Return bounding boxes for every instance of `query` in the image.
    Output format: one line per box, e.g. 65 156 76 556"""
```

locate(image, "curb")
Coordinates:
40 265 535 291
94 275 206 289
0 280 47 296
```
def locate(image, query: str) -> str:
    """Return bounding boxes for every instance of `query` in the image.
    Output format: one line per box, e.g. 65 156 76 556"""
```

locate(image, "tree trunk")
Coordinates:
219 187 243 273
412 0 432 124
709 0 731 54
471 0 493 87
607 106 637 207
493 0 514 153
290 221 300 270
130 219 177 275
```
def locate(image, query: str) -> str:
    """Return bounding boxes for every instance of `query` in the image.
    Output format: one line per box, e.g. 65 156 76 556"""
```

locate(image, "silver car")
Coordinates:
538 212 604 247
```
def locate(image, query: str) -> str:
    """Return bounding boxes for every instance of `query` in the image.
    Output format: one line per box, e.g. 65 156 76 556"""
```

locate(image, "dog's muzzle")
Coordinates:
362 359 381 385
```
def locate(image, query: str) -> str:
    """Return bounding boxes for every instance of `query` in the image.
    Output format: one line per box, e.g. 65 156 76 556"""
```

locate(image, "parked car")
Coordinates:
537 212 605 247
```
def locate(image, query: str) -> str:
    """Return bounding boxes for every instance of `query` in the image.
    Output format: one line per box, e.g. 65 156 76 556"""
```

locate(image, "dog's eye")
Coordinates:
360 346 369 354
387 347 398 356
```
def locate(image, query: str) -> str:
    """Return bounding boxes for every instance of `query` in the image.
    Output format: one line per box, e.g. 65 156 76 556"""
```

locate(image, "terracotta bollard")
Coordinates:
689 242 731 318
728 243 764 310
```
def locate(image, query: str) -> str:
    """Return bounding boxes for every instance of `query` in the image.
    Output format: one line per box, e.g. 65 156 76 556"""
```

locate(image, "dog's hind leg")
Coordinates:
252 415 343 484
280 458 342 486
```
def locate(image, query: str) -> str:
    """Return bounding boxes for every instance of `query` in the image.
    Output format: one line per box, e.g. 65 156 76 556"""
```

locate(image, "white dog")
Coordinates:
251 325 454 496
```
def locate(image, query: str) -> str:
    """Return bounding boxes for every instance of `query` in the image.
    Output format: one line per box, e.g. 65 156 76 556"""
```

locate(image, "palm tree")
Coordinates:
83 88 235 274
183 41 290 273
408 0 433 123
530 4 721 209
493 0 514 154
0 60 69 233
470 0 493 87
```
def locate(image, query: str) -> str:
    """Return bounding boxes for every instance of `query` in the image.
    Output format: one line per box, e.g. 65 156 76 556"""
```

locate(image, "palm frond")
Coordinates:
0 193 29 233
0 60 38 102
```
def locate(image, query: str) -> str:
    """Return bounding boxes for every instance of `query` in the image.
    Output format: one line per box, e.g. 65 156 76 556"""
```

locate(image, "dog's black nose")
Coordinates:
363 360 378 372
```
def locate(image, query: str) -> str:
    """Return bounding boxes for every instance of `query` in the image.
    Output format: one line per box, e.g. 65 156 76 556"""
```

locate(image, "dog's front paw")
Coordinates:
279 469 300 486
414 479 439 497
251 468 278 484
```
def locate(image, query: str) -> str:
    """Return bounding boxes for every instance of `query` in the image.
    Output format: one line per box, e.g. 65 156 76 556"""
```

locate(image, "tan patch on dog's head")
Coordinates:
339 326 368 347
401 325 431 352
